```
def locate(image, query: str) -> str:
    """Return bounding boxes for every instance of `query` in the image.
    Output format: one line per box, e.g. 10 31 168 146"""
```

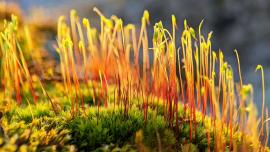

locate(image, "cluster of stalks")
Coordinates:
55 8 269 150
0 15 37 104
0 8 268 151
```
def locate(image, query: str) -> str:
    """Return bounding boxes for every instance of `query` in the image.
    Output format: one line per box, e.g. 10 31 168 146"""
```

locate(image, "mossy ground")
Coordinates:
0 6 269 152
0 83 267 152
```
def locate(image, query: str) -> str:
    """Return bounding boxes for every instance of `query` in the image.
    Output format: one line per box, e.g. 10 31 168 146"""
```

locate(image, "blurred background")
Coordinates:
2 0 270 116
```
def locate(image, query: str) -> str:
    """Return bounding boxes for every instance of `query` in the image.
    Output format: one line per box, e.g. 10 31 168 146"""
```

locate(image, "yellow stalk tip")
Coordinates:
256 64 263 72
189 27 196 39
142 10 150 24
58 16 66 23
199 19 204 30
125 24 135 31
184 19 188 29
82 18 89 27
70 9 77 17
207 31 213 42
93 7 98 12
143 10 149 20
172 15 176 25
240 84 252 99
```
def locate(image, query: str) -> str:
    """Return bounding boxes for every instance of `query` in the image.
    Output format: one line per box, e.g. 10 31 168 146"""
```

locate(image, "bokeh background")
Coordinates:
3 0 270 117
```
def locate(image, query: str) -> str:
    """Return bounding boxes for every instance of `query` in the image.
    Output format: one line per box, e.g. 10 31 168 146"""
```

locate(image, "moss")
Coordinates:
11 102 53 123
68 107 144 151
0 115 74 151
0 6 269 152
67 106 189 151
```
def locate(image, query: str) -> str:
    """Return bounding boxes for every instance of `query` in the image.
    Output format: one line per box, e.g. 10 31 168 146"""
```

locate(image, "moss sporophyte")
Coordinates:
0 7 269 151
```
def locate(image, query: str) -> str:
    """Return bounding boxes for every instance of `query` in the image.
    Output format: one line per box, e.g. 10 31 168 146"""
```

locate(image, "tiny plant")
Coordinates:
0 7 268 151
0 15 37 104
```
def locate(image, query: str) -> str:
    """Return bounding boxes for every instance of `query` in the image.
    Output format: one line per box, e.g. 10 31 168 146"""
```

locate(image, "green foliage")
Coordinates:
68 107 145 151
11 102 53 123
162 129 177 149
68 106 182 151
178 122 210 150
0 116 75 152
141 110 178 151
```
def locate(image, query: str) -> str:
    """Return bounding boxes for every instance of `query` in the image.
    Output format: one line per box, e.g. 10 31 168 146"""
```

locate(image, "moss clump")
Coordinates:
0 115 74 151
9 102 53 123
67 106 211 151
68 107 143 151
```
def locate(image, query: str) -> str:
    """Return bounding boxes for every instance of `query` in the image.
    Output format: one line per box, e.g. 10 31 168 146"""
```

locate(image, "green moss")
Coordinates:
11 102 53 123
67 106 187 151
1 114 74 151
68 107 145 150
